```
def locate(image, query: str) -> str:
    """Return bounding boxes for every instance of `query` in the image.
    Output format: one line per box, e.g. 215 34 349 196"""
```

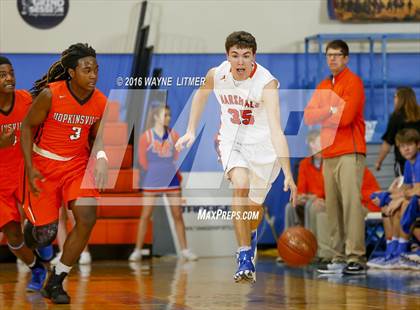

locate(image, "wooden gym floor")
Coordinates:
0 256 419 309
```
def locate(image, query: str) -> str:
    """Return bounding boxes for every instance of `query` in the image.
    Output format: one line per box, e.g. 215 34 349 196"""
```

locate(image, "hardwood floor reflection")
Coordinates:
0 257 419 309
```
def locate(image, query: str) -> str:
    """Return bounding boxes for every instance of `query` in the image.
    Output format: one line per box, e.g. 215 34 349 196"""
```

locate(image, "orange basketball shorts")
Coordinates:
0 162 24 230
24 154 98 226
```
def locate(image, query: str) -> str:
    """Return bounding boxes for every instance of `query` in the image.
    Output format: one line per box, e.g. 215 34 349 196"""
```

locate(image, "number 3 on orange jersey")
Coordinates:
228 109 255 125
70 127 82 140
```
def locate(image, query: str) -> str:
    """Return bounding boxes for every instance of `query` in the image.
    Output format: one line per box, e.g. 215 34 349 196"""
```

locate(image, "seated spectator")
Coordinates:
369 128 420 270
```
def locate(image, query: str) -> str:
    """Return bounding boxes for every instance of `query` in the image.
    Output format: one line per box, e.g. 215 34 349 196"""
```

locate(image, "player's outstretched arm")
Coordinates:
175 68 215 152
21 88 52 195
262 80 297 206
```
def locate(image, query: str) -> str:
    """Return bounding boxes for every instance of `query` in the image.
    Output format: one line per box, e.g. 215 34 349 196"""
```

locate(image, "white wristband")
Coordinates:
96 150 108 161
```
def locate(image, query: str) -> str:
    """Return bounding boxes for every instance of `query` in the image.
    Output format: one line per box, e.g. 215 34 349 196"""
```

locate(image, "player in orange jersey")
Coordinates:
21 44 108 304
0 55 50 292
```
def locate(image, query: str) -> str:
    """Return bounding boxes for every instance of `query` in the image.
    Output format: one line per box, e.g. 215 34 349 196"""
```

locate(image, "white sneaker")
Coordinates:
50 252 62 265
129 248 142 262
181 249 198 261
79 251 92 265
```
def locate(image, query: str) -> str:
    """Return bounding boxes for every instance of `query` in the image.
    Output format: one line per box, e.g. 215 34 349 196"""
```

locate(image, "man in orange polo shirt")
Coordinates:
304 40 367 275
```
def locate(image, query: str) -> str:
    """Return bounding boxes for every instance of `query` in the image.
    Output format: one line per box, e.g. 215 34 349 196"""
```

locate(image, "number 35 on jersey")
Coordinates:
228 109 255 125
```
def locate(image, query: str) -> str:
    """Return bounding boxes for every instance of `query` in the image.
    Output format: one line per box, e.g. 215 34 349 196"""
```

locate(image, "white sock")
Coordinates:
28 257 36 268
398 238 408 243
392 236 398 241
386 240 392 244
55 261 72 275
238 246 251 253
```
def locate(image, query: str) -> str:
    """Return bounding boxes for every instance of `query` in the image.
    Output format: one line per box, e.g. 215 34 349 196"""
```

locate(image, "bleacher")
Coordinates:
366 144 396 190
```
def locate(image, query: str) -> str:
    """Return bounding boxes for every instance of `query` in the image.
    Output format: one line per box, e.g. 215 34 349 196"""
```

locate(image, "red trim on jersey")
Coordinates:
249 62 258 78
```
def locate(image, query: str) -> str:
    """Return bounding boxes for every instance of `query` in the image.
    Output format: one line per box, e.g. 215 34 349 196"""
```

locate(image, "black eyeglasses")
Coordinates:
326 53 345 58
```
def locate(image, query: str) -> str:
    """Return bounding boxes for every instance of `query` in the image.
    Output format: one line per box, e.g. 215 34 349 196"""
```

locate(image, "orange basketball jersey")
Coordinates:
35 81 107 159
0 90 32 170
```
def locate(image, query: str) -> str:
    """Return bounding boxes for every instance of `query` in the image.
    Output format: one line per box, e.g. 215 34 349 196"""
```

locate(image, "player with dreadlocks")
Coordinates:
21 43 108 304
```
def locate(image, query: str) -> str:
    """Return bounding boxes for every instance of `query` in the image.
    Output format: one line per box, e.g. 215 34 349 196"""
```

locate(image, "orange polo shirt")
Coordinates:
304 67 366 158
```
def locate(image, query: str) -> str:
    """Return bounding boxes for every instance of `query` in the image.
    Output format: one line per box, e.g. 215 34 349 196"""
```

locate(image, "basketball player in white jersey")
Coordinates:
176 31 297 283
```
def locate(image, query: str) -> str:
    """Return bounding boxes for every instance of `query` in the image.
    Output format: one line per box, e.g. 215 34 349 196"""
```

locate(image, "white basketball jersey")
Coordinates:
213 61 278 144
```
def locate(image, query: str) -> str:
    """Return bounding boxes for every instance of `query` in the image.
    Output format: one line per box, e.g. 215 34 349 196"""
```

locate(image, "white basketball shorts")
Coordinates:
217 139 281 204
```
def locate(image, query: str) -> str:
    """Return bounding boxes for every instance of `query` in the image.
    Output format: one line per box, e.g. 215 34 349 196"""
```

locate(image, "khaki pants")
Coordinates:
305 202 334 259
323 154 366 263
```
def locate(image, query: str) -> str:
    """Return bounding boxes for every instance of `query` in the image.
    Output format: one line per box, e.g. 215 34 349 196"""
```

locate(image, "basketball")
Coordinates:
277 227 318 267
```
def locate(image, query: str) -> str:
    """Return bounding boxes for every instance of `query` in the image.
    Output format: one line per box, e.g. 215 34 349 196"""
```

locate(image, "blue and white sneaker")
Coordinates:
36 245 54 262
381 256 402 269
234 249 256 283
367 257 387 269
368 257 389 269
26 265 47 292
